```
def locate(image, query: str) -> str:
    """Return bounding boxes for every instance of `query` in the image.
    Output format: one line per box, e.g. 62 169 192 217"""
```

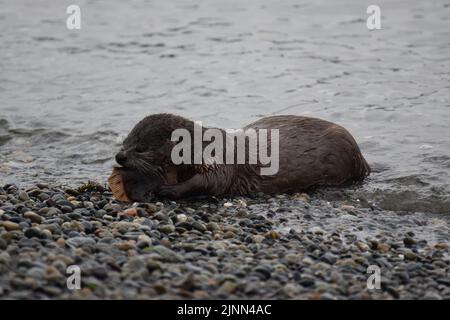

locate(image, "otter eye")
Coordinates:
135 144 146 153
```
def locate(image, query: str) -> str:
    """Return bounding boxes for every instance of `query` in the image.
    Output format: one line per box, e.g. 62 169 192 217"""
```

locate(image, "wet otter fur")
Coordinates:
113 113 370 201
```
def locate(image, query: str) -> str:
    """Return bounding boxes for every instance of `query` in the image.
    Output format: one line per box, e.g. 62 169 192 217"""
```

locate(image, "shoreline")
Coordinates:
0 182 449 299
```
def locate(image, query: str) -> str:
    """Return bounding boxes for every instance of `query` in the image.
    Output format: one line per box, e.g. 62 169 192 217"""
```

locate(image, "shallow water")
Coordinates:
1 0 449 213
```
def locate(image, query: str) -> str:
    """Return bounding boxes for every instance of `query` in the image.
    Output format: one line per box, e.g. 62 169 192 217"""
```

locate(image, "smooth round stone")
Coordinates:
253 265 272 280
122 208 137 217
251 234 265 243
404 250 419 261
206 222 219 231
18 191 30 201
192 221 207 232
137 241 151 249
81 221 95 234
24 211 42 224
403 237 416 246
66 236 96 247
321 252 338 265
24 228 47 239
115 241 136 251
60 205 73 213
154 212 169 222
6 185 18 193
67 231 82 238
18 238 40 248
2 221 21 231
137 234 152 244
65 189 79 196
223 231 235 239
73 208 89 216
38 193 50 201
94 209 107 218
159 224 175 234
84 201 94 209
26 267 46 279
153 245 184 263
299 275 316 287
123 232 143 241
56 198 73 207
138 225 152 233
176 214 188 223
46 207 61 216
103 203 121 212
67 212 82 220
51 193 66 202
103 214 114 221
0 238 7 250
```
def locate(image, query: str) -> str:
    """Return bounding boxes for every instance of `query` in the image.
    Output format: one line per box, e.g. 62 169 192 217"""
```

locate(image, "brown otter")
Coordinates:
113 113 370 201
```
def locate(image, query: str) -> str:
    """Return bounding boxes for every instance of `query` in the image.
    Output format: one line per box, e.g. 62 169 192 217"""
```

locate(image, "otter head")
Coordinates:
115 113 192 180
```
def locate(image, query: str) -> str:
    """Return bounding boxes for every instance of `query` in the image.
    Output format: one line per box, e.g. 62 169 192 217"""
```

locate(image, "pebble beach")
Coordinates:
1 182 449 299
1 0 450 300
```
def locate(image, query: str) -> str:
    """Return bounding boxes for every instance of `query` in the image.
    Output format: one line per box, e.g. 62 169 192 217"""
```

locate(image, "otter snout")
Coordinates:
115 151 127 166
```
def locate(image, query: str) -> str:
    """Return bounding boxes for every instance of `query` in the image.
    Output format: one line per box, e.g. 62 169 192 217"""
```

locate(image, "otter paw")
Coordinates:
157 185 182 200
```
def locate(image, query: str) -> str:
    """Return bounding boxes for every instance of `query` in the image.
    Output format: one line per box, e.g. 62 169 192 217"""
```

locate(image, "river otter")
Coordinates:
112 113 370 201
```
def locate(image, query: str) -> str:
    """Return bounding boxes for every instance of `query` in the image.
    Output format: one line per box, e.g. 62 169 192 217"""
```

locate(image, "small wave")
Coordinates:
33 36 62 42
374 190 450 214
424 155 450 168
0 135 11 146
345 185 450 214
39 131 71 143
81 157 112 165
383 174 430 187
0 118 9 129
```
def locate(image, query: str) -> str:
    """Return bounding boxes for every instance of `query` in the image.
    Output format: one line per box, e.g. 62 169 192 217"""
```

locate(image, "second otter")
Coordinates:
113 113 370 201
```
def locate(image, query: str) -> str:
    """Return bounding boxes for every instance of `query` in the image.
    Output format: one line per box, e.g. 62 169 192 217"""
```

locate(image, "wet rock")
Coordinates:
121 208 137 217
321 252 338 265
423 292 442 300
192 221 206 232
176 214 187 223
66 236 96 248
355 241 370 252
23 211 42 223
159 224 175 234
377 243 390 253
18 191 30 201
0 238 7 250
24 227 47 239
153 245 183 263
403 250 419 261
220 281 238 294
2 221 21 231
403 236 416 246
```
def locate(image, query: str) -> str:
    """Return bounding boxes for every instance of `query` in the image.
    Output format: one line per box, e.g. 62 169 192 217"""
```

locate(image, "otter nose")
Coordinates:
115 151 127 165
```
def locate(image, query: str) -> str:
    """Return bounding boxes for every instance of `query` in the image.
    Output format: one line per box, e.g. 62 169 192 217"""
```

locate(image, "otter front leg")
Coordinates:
158 174 209 200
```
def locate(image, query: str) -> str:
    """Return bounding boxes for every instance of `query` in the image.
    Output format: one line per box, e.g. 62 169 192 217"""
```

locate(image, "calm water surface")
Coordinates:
1 0 449 213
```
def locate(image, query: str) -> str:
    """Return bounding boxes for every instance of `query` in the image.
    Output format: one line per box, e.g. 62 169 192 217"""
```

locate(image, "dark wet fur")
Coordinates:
117 113 370 200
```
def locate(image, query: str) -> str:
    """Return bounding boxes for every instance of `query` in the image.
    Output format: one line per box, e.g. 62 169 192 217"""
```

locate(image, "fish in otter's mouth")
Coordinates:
112 149 169 202
115 149 165 180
